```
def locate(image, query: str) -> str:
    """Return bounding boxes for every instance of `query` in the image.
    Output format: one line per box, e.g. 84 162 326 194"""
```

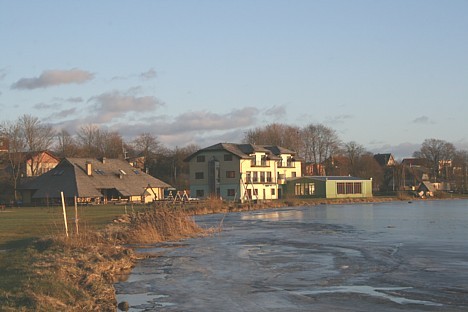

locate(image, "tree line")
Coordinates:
1 115 467 202
244 123 468 193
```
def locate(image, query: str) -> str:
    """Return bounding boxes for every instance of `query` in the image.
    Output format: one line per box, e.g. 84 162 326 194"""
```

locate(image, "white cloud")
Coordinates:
11 69 94 89
89 90 164 123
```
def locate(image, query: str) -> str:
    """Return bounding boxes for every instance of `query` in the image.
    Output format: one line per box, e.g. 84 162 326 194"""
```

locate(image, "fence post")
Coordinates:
74 196 79 235
61 192 69 238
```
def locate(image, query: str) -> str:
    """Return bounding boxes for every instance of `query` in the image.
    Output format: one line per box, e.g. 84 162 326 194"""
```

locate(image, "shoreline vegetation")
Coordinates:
0 194 465 311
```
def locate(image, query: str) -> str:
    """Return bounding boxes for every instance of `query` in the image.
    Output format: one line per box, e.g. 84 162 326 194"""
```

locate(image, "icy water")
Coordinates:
115 200 468 311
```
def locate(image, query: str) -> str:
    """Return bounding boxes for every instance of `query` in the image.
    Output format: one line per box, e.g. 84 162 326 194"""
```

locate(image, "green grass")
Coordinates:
0 204 147 248
0 204 149 311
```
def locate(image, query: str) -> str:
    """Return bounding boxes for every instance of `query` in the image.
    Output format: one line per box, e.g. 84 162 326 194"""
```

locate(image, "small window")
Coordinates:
195 172 204 179
271 188 276 196
226 171 235 178
197 155 205 162
337 182 345 194
224 154 233 161
227 189 235 196
196 190 204 197
291 171 296 177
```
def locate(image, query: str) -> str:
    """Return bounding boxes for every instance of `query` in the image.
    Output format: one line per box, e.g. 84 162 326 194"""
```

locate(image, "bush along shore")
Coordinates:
0 194 457 311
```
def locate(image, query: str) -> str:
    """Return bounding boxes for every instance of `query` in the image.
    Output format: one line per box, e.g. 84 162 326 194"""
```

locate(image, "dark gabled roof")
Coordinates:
374 153 394 166
401 158 430 167
20 157 171 199
184 142 299 162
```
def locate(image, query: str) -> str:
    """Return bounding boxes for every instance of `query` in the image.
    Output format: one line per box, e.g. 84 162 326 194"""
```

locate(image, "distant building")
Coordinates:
283 176 373 199
20 157 172 205
373 153 396 167
0 137 8 153
185 143 303 202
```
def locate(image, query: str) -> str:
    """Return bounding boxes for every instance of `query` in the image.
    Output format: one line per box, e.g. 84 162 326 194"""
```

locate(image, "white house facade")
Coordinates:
185 143 302 202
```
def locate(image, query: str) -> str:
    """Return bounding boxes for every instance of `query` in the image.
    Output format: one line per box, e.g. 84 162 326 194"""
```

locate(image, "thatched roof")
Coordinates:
20 157 171 199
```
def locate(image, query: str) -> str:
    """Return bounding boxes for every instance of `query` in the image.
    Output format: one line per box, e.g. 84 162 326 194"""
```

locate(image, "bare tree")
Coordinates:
413 138 456 181
55 129 78 157
19 115 55 177
301 123 341 165
76 124 101 157
342 141 366 176
244 123 302 152
0 115 55 200
99 130 124 158
452 150 468 192
0 121 25 201
133 132 160 170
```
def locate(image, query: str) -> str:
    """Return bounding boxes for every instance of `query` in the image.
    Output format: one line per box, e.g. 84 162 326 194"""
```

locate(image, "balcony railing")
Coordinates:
251 160 270 167
278 161 294 168
245 177 275 184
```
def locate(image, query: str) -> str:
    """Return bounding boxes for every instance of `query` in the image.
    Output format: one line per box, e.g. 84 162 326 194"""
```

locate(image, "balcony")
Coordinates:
251 160 270 167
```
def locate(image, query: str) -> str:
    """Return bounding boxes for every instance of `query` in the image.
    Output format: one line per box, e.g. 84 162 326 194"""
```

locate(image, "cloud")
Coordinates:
0 68 6 80
369 142 421 160
264 105 286 119
49 108 78 119
66 97 84 103
325 114 353 124
49 105 260 149
89 90 164 123
33 102 61 110
140 68 157 80
166 107 258 134
11 69 94 90
412 116 435 124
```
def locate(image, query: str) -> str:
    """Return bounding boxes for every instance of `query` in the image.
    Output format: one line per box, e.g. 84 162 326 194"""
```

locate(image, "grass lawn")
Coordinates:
0 204 147 249
0 204 150 311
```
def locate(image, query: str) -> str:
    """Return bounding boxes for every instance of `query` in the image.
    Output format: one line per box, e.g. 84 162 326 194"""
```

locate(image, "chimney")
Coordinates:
86 161 92 176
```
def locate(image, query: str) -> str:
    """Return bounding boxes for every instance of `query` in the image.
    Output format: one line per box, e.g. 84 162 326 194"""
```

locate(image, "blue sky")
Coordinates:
1 0 467 159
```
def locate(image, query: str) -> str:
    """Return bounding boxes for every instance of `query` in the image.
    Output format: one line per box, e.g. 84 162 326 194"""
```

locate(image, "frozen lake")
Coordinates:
115 199 468 311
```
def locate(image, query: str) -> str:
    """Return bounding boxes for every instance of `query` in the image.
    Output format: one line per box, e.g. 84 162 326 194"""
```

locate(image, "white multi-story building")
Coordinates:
185 143 302 202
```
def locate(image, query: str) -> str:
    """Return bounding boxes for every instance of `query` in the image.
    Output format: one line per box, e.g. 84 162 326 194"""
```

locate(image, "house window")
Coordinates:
260 172 265 182
266 172 272 182
227 189 235 196
196 190 204 197
252 171 258 183
354 182 362 194
224 154 233 161
271 188 276 196
197 155 205 162
337 182 345 194
226 171 235 178
295 183 304 196
245 171 251 183
195 172 204 179
294 182 315 196
253 189 258 195
336 182 362 194
291 171 296 177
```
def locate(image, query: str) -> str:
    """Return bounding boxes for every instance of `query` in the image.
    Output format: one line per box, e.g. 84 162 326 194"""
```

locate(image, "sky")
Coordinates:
1 0 467 159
